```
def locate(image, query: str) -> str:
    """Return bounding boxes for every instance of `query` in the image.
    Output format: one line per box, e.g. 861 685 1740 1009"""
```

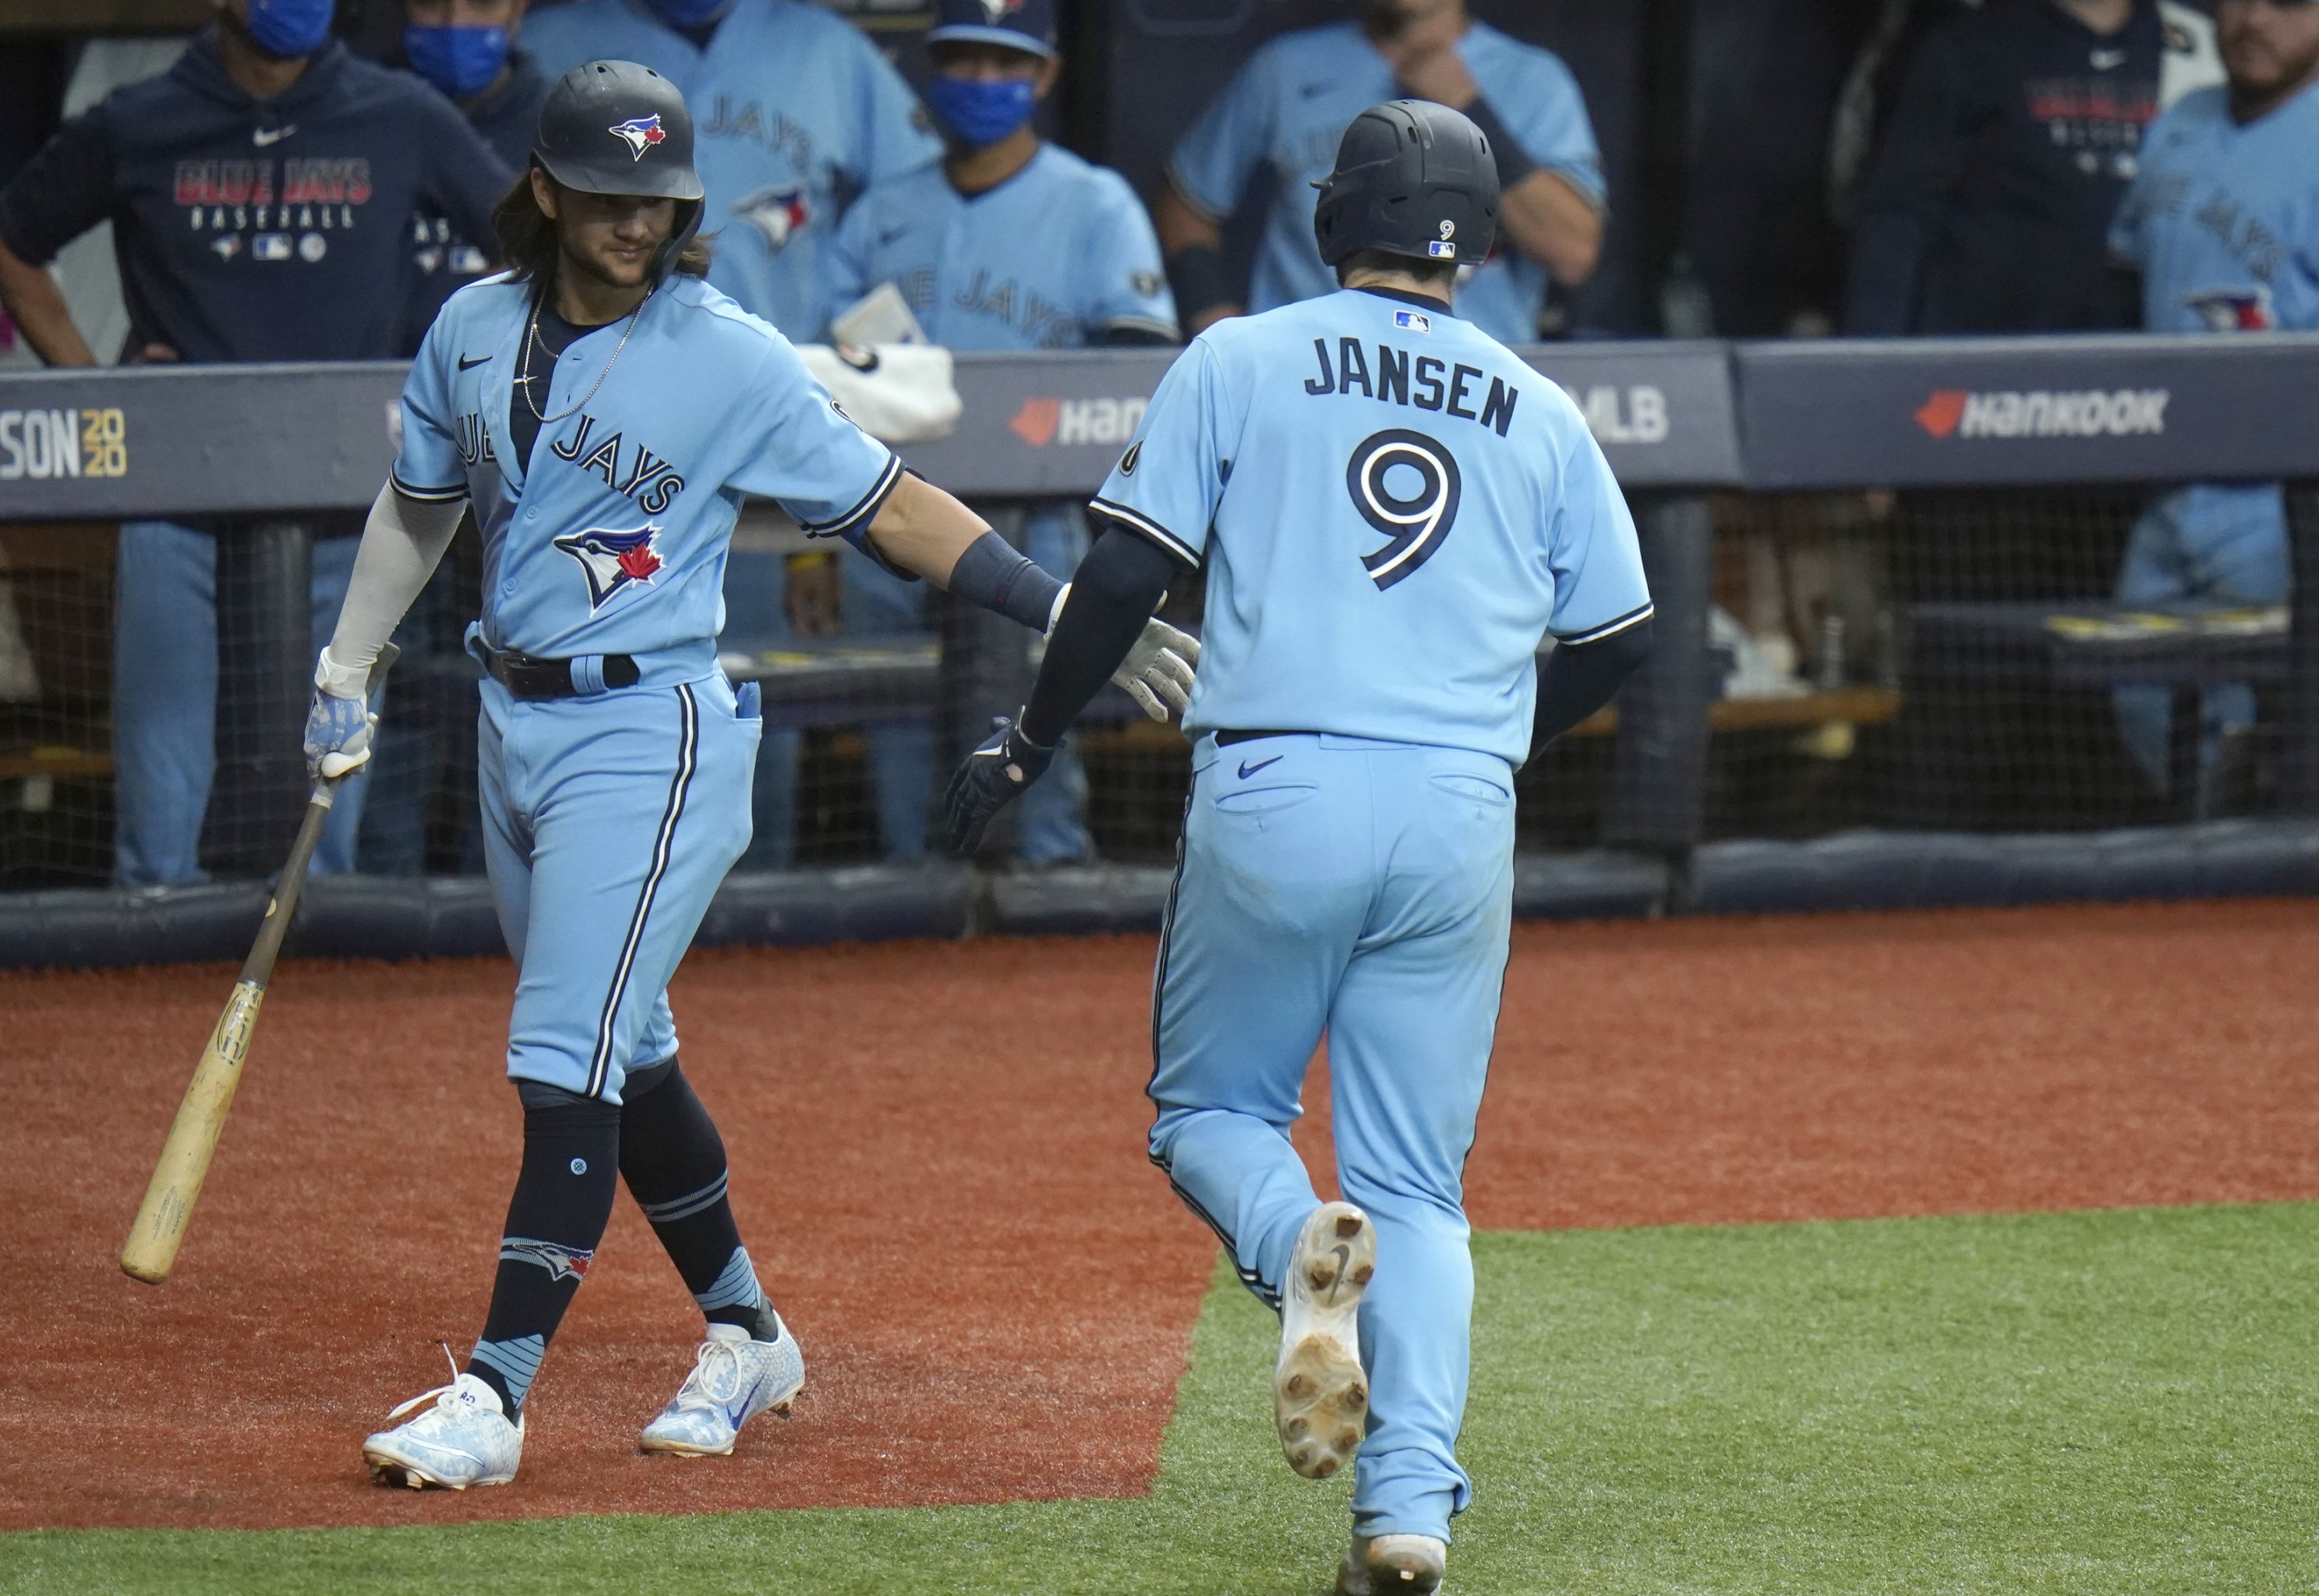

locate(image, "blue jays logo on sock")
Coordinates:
734 186 811 252
553 524 664 609
610 114 666 161
500 1237 594 1282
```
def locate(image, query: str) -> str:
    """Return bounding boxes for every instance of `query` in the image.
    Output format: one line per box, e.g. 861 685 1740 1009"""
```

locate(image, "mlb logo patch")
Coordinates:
1394 309 1433 334
1426 240 1458 260
553 524 665 609
610 114 666 161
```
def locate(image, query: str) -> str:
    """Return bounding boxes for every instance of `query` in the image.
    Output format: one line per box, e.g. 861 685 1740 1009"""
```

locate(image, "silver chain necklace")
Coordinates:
518 288 650 425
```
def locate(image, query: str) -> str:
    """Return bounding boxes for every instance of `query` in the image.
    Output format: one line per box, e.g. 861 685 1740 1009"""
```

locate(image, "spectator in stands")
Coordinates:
356 0 549 876
520 0 940 337
403 0 547 344
1154 0 1603 342
1845 0 2222 334
0 0 510 886
2107 0 2319 810
809 0 1178 867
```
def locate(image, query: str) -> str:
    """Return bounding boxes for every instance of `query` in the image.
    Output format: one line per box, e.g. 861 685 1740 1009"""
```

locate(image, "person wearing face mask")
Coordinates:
0 0 512 888
782 0 1178 869
1154 0 1605 342
403 0 548 348
520 0 941 337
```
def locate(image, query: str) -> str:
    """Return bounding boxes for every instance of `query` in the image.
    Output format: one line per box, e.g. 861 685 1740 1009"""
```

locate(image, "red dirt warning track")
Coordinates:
3 899 2316 1531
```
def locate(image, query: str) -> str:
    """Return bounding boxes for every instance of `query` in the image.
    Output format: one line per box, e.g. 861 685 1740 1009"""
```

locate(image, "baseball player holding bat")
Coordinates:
946 101 1653 1594
315 61 1193 1489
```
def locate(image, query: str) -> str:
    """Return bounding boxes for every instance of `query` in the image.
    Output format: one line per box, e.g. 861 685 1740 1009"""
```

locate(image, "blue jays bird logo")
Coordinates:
2186 287 2275 333
553 524 665 609
734 186 811 252
610 114 667 161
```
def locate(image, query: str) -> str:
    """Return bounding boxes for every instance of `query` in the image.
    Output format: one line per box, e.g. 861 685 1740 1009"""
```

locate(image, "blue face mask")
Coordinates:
242 0 337 60
642 0 732 26
405 23 510 99
925 74 1038 149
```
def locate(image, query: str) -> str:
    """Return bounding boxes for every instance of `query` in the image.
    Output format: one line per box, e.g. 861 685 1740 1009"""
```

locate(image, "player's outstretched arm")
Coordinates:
304 484 465 779
943 526 1182 853
864 473 1198 722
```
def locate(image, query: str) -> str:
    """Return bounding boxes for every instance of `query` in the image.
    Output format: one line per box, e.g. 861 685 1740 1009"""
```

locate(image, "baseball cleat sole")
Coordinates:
637 1393 797 1457
361 1448 515 1492
1336 1534 1448 1594
1277 1202 1376 1481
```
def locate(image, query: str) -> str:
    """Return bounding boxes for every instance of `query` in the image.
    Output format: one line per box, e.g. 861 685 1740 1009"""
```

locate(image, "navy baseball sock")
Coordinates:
619 1058 782 1342
466 1083 621 1417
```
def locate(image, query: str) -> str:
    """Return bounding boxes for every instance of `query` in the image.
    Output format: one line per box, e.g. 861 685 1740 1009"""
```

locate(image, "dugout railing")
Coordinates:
0 336 2313 965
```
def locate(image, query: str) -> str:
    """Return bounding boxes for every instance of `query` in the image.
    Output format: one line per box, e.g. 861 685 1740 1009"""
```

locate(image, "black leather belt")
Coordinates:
1214 729 1307 747
479 644 641 700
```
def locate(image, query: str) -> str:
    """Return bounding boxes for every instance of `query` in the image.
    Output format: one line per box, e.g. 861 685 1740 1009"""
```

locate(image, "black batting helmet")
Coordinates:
1312 99 1499 270
532 60 705 280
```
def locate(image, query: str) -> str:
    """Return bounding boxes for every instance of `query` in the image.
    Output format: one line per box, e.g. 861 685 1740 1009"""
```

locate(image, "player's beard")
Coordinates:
559 231 657 297
1359 0 1452 44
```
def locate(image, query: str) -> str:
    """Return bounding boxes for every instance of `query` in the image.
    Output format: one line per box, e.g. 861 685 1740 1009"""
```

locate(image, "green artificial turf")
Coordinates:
10 1203 2317 1594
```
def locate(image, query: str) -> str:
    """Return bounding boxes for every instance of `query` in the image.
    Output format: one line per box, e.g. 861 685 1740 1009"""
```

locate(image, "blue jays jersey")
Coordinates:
392 273 900 679
1168 22 1602 347
522 0 942 334
2111 79 2319 334
819 143 1177 349
1092 288 1649 765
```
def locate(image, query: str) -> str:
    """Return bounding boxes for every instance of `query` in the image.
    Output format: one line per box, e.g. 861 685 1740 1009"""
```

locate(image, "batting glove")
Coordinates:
1048 585 1200 723
303 648 376 782
946 714 1055 854
1115 615 1200 722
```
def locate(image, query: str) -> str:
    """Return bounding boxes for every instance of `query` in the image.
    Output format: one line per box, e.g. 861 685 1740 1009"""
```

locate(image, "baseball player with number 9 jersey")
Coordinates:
944 101 1651 1594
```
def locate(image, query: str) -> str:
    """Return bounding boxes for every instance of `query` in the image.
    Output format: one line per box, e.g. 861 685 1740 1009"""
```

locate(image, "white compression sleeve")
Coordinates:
317 483 467 695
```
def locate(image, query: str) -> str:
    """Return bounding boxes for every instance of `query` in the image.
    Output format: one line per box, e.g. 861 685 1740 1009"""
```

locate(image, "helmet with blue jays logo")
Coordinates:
532 59 705 278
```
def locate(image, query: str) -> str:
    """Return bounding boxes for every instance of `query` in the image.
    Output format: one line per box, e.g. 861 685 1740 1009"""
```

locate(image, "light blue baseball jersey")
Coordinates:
522 0 942 334
2110 78 2319 333
392 271 901 676
1092 287 1649 766
818 143 1178 349
1168 21 1602 347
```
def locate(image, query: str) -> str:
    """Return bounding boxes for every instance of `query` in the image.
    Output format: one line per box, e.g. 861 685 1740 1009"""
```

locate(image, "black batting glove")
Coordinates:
945 713 1055 855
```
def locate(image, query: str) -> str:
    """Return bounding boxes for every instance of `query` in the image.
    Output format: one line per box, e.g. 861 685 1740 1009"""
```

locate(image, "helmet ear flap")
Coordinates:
652 198 705 282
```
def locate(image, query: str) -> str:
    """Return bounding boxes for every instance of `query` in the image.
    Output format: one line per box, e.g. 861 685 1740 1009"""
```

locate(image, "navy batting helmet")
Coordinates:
532 60 705 280
1311 99 1499 270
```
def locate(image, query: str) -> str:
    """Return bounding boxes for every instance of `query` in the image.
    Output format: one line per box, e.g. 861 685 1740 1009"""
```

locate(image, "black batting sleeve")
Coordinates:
1020 525 1177 747
1533 618 1654 750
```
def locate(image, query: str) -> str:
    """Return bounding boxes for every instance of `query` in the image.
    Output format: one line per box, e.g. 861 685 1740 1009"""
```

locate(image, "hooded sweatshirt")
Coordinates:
0 29 509 363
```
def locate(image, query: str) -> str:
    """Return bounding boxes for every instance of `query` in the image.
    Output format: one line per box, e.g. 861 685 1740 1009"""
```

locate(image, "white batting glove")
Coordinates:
1048 583 1201 723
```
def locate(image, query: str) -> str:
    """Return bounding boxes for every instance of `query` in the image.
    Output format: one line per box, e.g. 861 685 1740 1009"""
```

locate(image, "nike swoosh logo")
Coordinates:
2091 48 2126 70
458 354 490 370
1238 755 1284 779
878 226 910 246
1299 81 1332 99
253 125 296 147
1327 1243 1352 1303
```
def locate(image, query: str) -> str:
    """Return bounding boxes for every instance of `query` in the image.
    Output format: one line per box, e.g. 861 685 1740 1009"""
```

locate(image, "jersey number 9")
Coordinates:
1347 429 1461 592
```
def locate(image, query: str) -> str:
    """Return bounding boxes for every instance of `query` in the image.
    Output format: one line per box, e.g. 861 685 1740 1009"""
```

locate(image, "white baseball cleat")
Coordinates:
362 1372 524 1491
1334 1533 1449 1594
638 1318 805 1456
1276 1201 1377 1481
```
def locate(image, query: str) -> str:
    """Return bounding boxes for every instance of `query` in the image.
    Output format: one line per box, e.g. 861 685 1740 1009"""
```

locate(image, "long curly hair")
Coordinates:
490 168 712 298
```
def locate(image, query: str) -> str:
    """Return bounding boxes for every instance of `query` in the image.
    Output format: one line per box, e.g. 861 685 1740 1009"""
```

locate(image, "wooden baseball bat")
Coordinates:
121 644 398 1285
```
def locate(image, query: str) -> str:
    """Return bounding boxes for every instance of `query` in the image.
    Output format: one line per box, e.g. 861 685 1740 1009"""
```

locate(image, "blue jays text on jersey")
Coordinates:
818 143 1176 349
0 30 508 362
2111 78 2319 334
393 271 903 676
1089 288 1649 766
1168 21 1602 346
522 0 941 334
